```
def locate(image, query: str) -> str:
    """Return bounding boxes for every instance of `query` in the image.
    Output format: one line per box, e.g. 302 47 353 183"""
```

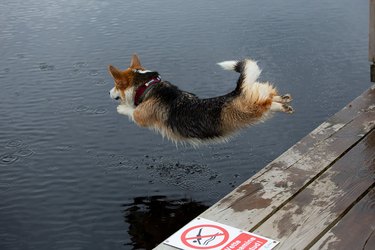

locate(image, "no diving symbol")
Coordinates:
181 224 230 249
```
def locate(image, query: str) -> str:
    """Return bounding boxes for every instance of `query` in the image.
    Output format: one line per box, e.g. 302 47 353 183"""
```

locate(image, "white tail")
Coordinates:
242 59 261 85
217 60 238 71
217 59 261 85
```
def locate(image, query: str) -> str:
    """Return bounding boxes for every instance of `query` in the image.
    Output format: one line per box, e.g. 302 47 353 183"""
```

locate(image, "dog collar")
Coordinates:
134 76 161 106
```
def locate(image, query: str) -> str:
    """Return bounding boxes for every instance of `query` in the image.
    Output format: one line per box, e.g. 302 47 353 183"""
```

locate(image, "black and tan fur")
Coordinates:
109 54 293 145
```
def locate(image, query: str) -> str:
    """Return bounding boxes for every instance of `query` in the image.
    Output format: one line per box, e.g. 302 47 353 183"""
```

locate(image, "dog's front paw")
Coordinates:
117 105 130 115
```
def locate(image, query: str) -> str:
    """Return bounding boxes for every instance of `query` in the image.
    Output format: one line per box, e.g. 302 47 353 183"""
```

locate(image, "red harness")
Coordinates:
134 76 161 106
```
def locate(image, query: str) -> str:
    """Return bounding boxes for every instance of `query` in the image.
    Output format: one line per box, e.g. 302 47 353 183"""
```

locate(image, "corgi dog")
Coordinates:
109 54 293 145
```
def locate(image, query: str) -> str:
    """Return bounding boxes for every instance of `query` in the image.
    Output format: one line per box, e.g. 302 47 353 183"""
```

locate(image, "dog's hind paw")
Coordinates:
273 94 292 103
282 104 294 114
281 94 292 103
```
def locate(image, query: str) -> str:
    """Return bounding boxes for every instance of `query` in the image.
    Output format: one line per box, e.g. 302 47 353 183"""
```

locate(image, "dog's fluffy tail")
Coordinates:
218 59 275 104
217 59 261 86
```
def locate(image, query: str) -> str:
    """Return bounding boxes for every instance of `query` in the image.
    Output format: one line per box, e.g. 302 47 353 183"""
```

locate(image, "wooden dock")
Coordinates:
156 86 375 250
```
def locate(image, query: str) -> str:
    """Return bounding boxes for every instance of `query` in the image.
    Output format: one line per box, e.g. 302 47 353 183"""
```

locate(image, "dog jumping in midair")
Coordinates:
109 54 293 145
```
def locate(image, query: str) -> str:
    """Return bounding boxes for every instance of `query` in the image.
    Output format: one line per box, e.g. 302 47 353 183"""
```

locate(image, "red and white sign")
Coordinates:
181 224 230 249
163 217 278 250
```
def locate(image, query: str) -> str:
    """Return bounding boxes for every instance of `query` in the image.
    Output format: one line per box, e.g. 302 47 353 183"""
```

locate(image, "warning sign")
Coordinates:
181 224 229 249
163 217 278 250
222 233 268 250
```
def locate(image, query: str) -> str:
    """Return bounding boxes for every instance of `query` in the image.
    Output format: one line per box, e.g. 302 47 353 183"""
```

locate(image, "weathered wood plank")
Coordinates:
253 130 375 249
155 87 375 250
310 188 375 250
251 86 375 173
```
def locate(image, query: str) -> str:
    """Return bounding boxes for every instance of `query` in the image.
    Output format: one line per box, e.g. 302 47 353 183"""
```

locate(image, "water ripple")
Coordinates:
0 154 18 166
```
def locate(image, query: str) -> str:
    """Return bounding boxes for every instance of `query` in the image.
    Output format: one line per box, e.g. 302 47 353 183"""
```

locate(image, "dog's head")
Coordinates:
108 54 158 103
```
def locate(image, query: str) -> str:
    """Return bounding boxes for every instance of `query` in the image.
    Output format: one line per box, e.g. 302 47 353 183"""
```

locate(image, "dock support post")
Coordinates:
370 0 375 82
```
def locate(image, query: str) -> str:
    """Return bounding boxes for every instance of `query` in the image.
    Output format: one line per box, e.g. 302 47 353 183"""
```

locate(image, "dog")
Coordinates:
109 54 293 145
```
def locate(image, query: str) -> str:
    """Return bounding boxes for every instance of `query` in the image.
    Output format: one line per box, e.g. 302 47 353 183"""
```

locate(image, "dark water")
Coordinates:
0 0 370 249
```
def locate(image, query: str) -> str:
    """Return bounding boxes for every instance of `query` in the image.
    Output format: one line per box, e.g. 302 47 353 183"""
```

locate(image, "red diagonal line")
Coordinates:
185 233 224 240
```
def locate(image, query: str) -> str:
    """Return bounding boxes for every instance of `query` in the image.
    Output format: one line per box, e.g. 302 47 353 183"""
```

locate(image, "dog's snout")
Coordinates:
109 87 121 101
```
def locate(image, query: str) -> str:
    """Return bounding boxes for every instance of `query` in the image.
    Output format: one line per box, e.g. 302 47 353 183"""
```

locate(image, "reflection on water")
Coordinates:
123 196 208 249
0 0 370 249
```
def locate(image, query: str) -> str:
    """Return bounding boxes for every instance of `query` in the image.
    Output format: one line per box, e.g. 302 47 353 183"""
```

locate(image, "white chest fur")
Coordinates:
110 86 136 120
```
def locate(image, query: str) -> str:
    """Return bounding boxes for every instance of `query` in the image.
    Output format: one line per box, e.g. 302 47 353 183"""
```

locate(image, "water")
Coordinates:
0 0 370 249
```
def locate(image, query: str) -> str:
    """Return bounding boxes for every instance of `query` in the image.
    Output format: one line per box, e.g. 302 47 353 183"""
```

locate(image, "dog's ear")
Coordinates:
130 54 142 69
108 65 122 80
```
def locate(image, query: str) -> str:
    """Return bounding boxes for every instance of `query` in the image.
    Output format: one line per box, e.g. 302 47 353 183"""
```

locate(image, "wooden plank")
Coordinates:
155 87 375 250
310 188 375 250
253 130 375 249
253 86 375 173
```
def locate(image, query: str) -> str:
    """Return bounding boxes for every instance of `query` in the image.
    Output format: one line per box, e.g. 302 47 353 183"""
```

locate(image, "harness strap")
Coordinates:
134 76 161 106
